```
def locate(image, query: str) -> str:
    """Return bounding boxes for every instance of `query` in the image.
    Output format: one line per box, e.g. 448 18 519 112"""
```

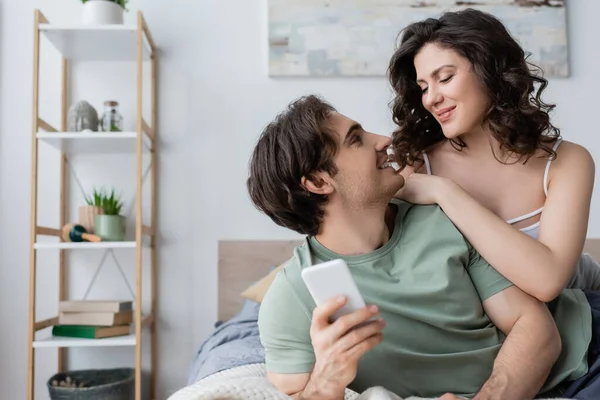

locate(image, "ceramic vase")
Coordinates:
78 205 104 234
95 215 126 241
82 0 124 25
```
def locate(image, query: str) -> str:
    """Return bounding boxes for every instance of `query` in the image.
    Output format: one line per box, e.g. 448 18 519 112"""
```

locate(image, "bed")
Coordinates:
167 239 600 400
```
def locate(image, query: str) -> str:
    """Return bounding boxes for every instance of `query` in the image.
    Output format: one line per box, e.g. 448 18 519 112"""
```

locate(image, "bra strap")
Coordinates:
422 152 432 175
543 138 563 196
506 206 544 225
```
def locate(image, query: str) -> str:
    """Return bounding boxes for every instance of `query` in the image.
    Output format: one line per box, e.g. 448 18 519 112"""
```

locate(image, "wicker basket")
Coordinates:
47 368 134 400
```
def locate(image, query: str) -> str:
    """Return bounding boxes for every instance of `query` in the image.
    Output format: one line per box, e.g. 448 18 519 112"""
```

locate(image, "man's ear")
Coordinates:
301 172 334 195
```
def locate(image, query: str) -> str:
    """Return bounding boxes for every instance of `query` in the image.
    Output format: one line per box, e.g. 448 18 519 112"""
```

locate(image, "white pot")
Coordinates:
82 0 124 25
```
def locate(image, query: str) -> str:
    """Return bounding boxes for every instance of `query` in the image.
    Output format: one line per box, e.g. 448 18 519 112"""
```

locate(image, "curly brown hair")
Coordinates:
246 95 339 236
388 8 560 169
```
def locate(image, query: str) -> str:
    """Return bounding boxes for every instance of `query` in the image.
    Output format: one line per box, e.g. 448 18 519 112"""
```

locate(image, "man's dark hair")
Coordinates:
388 8 560 169
247 95 338 236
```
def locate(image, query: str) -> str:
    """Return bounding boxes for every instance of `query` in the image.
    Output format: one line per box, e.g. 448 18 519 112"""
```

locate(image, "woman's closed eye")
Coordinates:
420 76 453 94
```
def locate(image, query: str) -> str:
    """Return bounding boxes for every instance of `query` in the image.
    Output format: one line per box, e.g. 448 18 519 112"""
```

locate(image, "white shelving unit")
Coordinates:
37 131 152 154
27 9 157 400
33 334 137 349
38 24 152 61
34 241 139 250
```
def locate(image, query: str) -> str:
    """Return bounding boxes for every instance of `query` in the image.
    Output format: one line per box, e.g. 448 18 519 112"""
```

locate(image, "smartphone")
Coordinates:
301 259 367 322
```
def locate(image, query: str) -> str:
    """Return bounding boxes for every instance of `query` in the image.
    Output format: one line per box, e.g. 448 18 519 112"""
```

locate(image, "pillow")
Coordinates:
240 263 285 303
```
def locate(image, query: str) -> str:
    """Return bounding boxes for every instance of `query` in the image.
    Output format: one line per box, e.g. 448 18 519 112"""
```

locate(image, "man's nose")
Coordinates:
374 134 392 152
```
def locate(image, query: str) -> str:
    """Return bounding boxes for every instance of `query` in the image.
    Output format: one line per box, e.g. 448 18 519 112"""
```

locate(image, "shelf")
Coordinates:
37 131 152 154
34 241 138 250
33 334 136 348
29 9 158 399
39 24 152 61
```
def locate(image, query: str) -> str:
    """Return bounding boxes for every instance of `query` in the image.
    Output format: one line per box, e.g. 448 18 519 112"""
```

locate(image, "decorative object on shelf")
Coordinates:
62 223 102 243
67 100 99 132
59 299 133 313
47 368 134 400
99 100 123 132
52 324 130 339
80 0 128 25
81 188 106 233
53 300 133 338
94 188 126 241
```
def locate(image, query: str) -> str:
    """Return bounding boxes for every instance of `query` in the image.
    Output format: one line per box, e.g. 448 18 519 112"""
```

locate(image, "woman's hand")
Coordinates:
394 173 454 205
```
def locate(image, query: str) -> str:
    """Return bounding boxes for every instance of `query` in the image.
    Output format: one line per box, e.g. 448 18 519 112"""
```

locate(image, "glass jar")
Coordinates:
100 100 123 132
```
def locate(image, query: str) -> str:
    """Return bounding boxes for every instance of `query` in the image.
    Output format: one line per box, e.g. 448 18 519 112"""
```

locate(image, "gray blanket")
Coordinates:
187 299 265 385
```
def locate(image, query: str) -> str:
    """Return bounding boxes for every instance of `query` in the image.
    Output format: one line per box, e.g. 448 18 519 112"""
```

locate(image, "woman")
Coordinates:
388 8 600 302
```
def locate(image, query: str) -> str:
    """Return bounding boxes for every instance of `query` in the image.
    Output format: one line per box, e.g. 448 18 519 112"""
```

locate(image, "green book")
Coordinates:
52 324 130 339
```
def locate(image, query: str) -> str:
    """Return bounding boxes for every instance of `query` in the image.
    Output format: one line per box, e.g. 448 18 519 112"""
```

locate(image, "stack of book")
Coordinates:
52 300 133 339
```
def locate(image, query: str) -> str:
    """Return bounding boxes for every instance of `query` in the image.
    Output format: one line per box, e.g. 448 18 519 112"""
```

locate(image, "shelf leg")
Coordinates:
58 57 69 374
28 9 42 400
135 11 144 400
150 43 158 400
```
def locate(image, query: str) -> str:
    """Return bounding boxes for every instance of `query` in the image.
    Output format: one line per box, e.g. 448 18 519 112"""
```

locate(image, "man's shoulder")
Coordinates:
390 199 475 266
262 252 302 301
390 199 460 234
390 198 445 217
260 241 316 320
258 243 317 374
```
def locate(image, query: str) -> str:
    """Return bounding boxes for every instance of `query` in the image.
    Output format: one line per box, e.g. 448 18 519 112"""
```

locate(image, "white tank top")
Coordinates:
422 139 563 240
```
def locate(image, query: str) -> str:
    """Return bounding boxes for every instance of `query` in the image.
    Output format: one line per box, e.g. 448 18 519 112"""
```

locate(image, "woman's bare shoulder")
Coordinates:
546 140 595 191
551 140 595 171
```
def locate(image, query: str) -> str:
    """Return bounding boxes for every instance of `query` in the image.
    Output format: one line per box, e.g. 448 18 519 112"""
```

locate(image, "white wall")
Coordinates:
1 0 599 399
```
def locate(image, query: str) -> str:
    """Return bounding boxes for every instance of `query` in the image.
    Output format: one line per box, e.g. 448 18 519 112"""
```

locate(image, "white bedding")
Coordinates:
168 363 408 400
167 363 568 400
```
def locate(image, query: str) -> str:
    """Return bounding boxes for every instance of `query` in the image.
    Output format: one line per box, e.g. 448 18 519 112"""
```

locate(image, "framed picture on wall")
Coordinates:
267 0 568 77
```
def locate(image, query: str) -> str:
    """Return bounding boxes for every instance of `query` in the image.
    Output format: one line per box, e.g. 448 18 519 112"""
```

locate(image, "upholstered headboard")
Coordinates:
217 240 302 322
217 238 600 321
584 239 600 262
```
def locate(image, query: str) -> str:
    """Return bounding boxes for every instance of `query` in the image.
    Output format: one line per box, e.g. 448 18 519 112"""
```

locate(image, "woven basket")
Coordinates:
47 368 134 400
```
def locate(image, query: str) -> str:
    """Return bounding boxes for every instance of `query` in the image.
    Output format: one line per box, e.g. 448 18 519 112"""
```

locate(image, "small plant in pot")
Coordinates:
80 188 105 234
94 189 126 241
80 0 129 25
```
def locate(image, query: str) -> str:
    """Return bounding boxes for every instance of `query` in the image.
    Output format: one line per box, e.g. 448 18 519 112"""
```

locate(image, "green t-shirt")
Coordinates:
258 201 592 399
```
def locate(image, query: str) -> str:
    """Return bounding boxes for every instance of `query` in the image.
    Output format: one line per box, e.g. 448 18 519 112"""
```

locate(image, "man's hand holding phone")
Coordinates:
298 259 385 399
305 295 386 398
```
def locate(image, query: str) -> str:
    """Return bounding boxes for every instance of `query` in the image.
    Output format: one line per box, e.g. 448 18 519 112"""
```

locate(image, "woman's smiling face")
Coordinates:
414 43 491 139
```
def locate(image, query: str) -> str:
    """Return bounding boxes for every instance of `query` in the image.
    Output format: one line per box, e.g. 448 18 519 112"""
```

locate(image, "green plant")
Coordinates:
102 189 124 215
84 188 104 207
80 0 129 11
84 188 124 216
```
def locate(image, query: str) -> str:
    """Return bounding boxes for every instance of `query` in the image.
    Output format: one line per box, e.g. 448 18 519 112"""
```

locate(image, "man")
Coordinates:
246 95 600 400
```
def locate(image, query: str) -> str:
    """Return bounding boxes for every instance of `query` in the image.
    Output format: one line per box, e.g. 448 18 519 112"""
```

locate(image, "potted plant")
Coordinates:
94 188 126 241
80 188 105 234
80 0 128 25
